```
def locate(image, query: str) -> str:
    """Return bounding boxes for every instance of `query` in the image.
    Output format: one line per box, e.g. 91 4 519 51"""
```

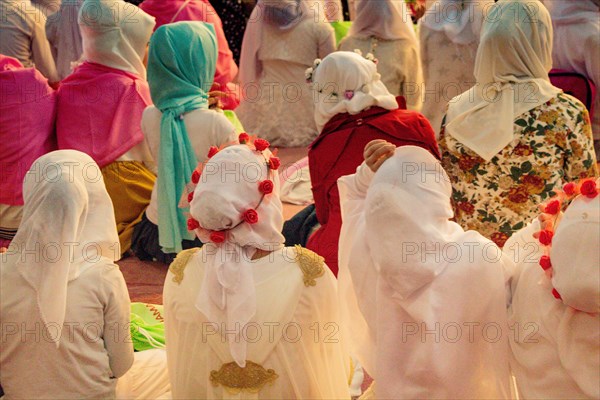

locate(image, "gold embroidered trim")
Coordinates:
168 248 200 285
210 360 278 394
294 245 325 287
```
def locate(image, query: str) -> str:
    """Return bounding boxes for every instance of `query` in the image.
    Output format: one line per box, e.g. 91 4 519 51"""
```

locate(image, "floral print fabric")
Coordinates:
440 93 598 247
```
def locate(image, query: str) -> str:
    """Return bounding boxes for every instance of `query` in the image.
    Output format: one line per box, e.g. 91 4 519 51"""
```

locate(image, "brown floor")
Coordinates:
120 147 309 305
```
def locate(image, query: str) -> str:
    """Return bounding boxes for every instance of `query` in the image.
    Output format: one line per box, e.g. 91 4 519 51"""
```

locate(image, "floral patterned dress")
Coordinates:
440 92 598 247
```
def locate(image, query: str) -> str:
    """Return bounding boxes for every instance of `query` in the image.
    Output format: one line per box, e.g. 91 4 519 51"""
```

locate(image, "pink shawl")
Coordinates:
0 55 57 206
56 61 152 167
140 0 239 90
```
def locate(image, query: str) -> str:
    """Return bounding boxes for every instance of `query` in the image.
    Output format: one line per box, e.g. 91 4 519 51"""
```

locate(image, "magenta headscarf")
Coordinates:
0 55 57 206
56 0 155 167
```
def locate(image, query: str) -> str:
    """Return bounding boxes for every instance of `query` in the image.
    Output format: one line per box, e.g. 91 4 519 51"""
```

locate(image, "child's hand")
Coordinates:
364 140 396 173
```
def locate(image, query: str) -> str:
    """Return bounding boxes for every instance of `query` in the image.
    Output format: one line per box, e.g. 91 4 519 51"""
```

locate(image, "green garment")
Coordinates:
147 21 218 253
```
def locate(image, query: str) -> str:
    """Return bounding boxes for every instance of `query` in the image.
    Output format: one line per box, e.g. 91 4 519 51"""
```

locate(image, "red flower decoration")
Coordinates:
552 288 562 300
538 230 554 246
539 255 552 271
187 218 200 231
243 209 259 224
187 191 194 203
239 132 250 144
207 146 219 158
258 180 274 195
254 138 270 152
544 200 561 215
268 157 281 171
563 182 578 196
191 170 201 184
210 231 226 244
580 179 598 198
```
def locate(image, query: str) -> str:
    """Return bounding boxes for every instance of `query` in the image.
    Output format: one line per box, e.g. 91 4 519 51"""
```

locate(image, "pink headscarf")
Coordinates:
140 0 239 90
0 55 57 206
56 0 155 167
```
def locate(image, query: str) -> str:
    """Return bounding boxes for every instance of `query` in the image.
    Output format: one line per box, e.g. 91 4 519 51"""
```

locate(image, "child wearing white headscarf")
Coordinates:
506 179 600 399
419 0 493 133
440 0 598 248
337 143 512 398
163 140 350 398
0 151 131 398
236 0 336 147
338 0 423 111
0 150 171 399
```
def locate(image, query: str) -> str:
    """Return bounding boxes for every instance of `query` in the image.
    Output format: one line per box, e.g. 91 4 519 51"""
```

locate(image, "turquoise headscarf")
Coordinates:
147 21 218 253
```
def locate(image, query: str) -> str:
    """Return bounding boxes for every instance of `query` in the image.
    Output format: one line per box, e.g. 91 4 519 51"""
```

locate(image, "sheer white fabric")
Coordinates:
163 247 351 399
337 146 512 398
506 202 600 399
0 150 132 398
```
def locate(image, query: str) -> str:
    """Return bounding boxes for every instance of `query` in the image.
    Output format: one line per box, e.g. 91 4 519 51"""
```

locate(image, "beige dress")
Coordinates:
163 246 351 399
236 19 336 147
419 25 478 134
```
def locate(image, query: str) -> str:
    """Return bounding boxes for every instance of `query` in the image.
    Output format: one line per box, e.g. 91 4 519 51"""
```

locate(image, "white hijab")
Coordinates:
239 0 328 86
420 0 494 45
189 145 285 368
4 150 120 347
350 0 416 41
445 0 561 161
311 51 399 133
78 0 155 78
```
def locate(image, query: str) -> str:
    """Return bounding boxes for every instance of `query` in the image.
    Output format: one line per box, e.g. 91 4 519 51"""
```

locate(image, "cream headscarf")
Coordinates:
350 0 416 41
78 0 155 78
189 144 285 367
445 0 561 161
420 0 494 45
311 51 399 133
3 150 120 347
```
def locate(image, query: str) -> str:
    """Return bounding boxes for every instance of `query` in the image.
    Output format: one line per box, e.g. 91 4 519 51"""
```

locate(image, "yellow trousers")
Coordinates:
102 161 155 254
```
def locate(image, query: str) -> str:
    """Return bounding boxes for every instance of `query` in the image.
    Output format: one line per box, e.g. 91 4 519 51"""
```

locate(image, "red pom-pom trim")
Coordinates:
539 255 552 270
207 146 219 158
210 231 226 244
191 170 200 184
239 132 250 144
552 288 562 300
268 157 281 171
187 218 200 231
254 138 270 152
563 182 578 196
258 180 274 195
544 199 561 215
187 191 194 203
580 179 599 198
243 209 259 224
538 230 554 246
